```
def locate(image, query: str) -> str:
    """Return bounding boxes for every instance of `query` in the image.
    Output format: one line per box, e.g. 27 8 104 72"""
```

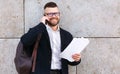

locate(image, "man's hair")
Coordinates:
44 2 58 9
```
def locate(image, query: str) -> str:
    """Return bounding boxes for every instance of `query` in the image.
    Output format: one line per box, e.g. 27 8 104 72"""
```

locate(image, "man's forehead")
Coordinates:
44 7 59 13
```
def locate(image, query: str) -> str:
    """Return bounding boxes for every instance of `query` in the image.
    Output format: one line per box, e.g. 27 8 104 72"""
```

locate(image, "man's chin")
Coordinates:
48 23 57 27
48 21 59 27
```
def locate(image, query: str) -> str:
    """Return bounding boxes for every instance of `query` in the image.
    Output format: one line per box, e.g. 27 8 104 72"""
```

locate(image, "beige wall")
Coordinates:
0 0 120 74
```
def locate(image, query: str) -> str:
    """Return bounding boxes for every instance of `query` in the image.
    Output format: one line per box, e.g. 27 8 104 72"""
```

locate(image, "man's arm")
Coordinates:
21 23 44 47
68 54 81 66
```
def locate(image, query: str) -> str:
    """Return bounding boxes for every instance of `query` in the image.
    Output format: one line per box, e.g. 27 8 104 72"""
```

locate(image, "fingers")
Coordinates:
40 16 49 24
72 53 81 62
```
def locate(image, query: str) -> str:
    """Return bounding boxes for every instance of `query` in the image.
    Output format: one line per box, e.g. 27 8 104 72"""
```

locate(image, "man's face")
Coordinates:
44 7 60 26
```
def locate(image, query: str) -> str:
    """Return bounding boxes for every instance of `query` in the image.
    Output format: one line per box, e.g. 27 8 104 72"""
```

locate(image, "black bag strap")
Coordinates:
32 34 42 72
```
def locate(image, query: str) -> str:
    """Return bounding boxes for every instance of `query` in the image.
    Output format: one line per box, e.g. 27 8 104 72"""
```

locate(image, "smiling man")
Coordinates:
21 2 81 74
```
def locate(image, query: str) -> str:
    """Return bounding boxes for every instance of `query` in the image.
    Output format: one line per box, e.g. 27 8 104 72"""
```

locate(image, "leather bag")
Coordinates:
14 34 41 74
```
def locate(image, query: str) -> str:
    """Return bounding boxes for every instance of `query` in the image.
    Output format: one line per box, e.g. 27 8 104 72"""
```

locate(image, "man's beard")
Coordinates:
47 18 60 27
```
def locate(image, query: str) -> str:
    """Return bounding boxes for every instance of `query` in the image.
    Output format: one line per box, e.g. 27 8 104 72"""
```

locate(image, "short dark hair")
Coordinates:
44 2 58 9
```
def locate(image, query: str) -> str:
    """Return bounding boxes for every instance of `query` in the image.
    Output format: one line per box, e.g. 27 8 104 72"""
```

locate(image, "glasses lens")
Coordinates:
46 12 60 17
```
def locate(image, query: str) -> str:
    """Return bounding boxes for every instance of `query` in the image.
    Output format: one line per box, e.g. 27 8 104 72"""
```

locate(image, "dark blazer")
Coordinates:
21 23 81 74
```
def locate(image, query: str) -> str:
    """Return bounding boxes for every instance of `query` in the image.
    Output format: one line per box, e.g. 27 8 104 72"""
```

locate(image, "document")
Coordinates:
60 37 89 62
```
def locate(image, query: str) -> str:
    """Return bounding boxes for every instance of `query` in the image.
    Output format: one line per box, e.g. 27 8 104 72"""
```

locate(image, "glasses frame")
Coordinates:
44 12 60 17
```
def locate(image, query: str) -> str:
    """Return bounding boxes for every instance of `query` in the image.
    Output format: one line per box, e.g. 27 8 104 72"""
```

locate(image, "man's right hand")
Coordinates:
40 16 49 25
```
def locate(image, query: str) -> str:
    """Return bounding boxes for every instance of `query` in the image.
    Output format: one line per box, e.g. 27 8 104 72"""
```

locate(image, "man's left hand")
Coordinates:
72 53 81 62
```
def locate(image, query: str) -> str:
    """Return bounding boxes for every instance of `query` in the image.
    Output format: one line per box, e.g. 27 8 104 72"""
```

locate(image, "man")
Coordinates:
21 2 81 74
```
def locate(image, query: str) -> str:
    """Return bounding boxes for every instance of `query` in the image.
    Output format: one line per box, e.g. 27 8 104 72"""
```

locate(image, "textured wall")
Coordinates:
0 0 120 74
0 0 23 74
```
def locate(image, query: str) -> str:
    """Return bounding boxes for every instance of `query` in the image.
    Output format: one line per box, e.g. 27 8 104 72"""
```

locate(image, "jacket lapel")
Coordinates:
43 26 66 52
60 28 66 52
42 25 51 48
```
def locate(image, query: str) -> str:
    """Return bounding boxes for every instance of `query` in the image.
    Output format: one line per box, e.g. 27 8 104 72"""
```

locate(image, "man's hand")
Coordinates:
72 53 81 62
40 16 49 25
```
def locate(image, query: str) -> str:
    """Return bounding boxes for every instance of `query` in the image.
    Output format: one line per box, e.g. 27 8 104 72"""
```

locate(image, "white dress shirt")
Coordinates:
45 25 61 70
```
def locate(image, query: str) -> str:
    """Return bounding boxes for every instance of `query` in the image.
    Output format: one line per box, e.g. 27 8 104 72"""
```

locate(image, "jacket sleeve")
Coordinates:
20 23 45 56
67 59 81 66
21 28 37 47
65 31 81 66
21 23 45 47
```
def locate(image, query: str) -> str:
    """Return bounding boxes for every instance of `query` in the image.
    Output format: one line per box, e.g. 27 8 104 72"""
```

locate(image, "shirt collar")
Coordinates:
45 24 60 32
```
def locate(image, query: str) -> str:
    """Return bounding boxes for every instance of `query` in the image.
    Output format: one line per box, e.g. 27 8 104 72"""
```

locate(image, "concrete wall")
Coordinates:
0 0 120 74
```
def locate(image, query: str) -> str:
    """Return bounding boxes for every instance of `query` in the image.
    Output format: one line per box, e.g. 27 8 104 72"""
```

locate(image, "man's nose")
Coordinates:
52 14 57 17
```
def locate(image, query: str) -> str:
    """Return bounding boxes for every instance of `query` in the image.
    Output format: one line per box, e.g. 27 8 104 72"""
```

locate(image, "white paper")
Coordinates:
60 37 89 62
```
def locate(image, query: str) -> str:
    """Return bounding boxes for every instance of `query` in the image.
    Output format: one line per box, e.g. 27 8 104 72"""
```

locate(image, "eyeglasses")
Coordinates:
45 12 60 17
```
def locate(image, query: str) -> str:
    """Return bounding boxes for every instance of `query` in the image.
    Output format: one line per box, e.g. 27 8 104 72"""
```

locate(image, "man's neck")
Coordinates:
48 25 59 31
52 25 58 31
